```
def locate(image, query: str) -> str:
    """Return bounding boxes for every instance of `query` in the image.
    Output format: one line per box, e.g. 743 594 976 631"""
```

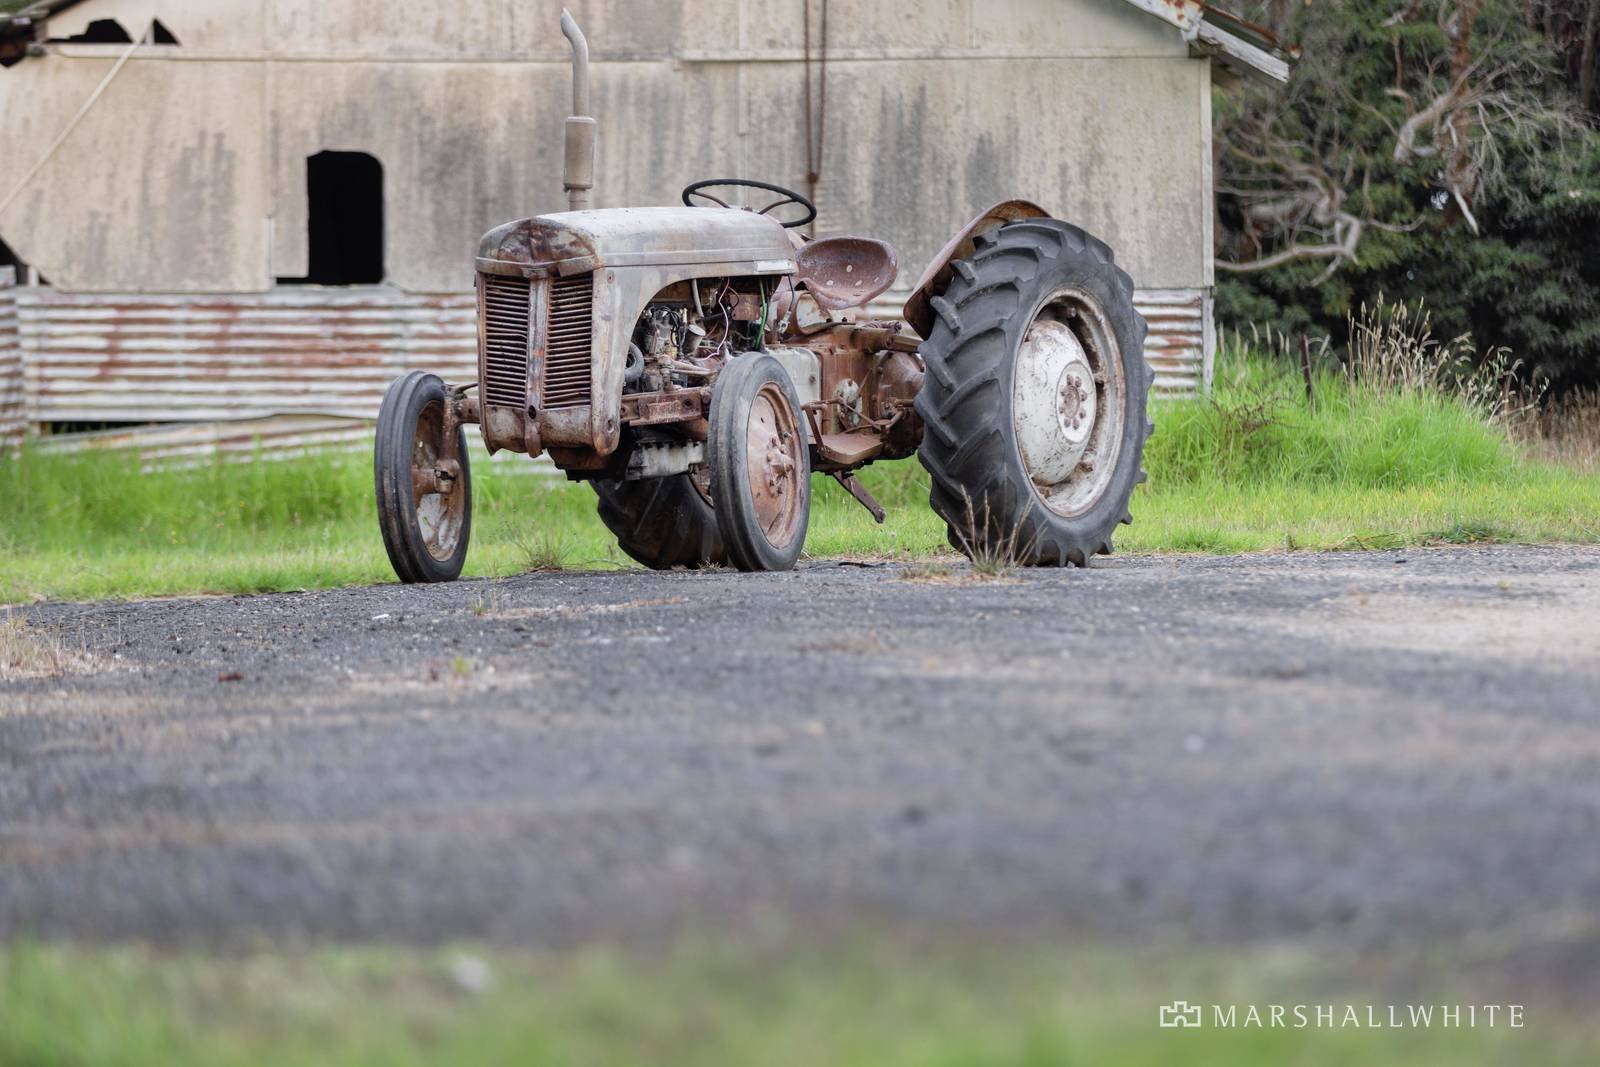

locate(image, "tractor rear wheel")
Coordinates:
914 219 1153 566
591 473 725 570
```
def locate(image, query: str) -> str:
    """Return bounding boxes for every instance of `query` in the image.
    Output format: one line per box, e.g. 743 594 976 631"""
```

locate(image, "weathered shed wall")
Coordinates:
0 0 1213 295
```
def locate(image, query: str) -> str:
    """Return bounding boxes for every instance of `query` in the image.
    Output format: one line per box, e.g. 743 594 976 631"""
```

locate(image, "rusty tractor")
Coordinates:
375 10 1152 582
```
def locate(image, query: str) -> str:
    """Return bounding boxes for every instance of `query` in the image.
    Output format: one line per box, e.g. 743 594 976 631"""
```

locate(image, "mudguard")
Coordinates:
901 200 1051 338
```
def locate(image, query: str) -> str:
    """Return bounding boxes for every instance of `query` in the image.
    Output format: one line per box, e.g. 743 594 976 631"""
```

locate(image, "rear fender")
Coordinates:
901 200 1051 338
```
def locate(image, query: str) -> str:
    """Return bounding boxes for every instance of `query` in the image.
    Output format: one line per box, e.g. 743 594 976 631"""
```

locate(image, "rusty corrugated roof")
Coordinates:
1119 0 1294 83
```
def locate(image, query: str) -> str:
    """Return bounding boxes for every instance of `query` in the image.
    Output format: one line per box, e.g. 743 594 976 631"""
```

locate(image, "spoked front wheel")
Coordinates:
708 353 811 571
375 371 473 583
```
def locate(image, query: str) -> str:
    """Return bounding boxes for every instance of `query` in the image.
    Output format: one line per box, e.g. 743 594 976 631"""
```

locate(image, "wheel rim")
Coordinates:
743 382 805 547
1011 286 1126 517
411 399 466 561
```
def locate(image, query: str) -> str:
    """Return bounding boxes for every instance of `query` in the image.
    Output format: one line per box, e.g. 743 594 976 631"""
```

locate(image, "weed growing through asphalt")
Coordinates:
946 492 1041 577
0 611 90 678
516 530 571 573
900 562 956 582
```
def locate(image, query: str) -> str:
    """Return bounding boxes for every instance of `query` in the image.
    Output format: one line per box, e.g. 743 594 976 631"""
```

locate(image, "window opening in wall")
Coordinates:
275 151 385 286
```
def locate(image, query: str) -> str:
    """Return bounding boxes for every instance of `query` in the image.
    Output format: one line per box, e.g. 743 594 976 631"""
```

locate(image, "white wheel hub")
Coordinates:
1014 319 1096 487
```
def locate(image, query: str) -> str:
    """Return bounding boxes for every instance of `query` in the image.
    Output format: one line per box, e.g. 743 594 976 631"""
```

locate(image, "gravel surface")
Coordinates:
3 545 1599 954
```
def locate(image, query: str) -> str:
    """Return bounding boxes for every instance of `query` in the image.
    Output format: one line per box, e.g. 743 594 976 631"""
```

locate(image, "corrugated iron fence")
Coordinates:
3 284 1209 456
0 267 22 450
19 288 477 424
1138 288 1214 395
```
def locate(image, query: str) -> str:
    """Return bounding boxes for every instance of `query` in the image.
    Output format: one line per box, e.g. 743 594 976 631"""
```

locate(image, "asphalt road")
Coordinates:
3 546 1599 958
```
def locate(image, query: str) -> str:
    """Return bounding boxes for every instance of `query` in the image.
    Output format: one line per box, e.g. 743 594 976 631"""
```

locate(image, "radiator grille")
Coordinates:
543 273 593 408
480 274 531 410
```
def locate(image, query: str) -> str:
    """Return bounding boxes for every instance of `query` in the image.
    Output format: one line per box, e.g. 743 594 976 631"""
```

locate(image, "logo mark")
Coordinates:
1159 1001 1203 1028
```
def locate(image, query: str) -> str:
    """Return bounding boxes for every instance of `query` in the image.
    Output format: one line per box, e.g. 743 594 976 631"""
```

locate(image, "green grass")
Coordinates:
0 937 1582 1067
3 352 1597 603
1125 355 1600 555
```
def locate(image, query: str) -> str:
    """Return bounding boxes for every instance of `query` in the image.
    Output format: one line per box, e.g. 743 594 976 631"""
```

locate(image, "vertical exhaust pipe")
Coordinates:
560 9 595 211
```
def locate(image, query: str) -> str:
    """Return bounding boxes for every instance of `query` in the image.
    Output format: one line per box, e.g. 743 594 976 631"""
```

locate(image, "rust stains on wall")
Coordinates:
18 287 476 423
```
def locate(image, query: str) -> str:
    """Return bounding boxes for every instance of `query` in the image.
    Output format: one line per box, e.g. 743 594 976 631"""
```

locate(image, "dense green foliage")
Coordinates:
1149 356 1518 489
1217 0 1600 392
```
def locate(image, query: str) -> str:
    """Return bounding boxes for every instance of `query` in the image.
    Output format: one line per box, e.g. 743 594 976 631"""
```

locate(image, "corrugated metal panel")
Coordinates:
33 415 377 470
1137 287 1211 395
32 413 560 476
865 286 1212 396
0 267 22 451
18 287 477 423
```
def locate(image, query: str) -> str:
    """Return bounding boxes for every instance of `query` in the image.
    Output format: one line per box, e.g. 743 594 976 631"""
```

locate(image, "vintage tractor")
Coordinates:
375 11 1152 583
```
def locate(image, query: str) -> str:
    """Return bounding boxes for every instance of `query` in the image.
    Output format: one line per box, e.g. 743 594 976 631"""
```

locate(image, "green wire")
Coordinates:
758 280 768 345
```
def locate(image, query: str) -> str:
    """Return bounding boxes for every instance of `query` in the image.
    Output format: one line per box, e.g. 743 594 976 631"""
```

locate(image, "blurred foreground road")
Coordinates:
3 546 1599 965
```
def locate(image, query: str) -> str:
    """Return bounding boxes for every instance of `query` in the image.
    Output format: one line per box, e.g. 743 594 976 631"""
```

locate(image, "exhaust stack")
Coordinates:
560 9 594 211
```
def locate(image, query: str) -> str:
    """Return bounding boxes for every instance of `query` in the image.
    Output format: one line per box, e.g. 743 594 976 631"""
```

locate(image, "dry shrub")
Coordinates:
1343 297 1542 424
1231 299 1540 424
0 612 93 679
1515 389 1600 472
948 491 1043 577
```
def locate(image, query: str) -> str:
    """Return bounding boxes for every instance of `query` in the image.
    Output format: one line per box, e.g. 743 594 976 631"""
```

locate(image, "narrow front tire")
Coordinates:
708 353 811 572
375 371 472 583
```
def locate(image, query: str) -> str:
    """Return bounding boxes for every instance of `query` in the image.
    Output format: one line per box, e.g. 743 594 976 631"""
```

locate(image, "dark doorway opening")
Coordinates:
276 151 385 286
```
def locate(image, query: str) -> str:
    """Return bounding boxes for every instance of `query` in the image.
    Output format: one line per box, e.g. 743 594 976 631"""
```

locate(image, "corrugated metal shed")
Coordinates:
0 0 1260 447
0 267 22 449
19 287 476 423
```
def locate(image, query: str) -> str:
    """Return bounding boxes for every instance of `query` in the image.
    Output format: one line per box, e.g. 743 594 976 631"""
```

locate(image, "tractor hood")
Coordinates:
476 206 797 277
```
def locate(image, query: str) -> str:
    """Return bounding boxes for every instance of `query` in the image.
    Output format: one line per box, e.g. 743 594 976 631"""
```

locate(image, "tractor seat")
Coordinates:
794 236 898 311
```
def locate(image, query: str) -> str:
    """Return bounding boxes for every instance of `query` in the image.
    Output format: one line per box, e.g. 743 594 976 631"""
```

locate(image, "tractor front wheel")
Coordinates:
914 219 1153 566
708 353 811 571
375 371 473 583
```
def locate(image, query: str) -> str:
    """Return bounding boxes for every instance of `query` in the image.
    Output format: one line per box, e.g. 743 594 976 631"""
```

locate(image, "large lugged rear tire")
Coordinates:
914 218 1153 566
591 475 725 570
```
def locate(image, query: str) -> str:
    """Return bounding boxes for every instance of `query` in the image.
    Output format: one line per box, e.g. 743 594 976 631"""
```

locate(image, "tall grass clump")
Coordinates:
1516 388 1600 472
1151 300 1529 493
1123 299 1600 556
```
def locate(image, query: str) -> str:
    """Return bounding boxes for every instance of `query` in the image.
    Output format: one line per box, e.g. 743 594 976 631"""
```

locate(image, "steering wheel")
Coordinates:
682 178 817 229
